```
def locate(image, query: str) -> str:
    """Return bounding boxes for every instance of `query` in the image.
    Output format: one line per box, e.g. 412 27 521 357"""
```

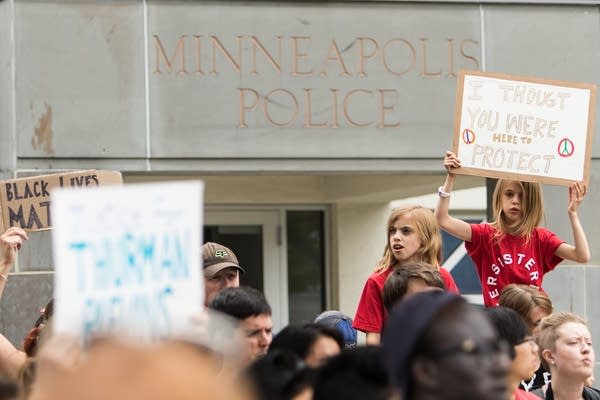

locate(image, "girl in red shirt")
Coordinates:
435 151 590 307
353 205 459 344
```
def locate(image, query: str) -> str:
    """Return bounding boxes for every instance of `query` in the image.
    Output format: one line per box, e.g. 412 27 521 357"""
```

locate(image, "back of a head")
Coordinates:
209 286 271 320
485 306 529 358
269 323 344 362
499 284 553 322
0 373 17 400
312 346 394 400
246 349 313 400
313 311 357 349
38 339 253 400
382 262 445 312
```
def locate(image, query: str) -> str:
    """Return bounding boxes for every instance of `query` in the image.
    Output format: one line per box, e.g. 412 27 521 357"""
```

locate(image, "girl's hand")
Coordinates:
0 227 28 272
567 181 587 213
444 151 461 174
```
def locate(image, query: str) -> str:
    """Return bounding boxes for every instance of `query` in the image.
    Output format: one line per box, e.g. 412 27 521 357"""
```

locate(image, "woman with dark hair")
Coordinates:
246 349 314 400
269 323 343 368
486 306 541 400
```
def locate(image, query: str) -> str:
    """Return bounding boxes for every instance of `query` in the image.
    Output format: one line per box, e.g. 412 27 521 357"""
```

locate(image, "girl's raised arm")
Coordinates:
434 151 472 242
554 181 590 263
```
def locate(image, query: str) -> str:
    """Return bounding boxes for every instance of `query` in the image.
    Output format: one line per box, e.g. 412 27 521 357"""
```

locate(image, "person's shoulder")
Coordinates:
515 389 544 400
583 386 600 400
372 267 393 281
532 227 562 241
469 222 494 239
364 267 392 284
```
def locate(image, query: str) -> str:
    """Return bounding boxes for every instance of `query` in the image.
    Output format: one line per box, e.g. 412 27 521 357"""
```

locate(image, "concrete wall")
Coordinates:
0 0 599 378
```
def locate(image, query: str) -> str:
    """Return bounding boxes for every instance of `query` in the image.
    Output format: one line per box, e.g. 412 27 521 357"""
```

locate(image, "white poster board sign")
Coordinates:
453 70 596 186
51 181 204 343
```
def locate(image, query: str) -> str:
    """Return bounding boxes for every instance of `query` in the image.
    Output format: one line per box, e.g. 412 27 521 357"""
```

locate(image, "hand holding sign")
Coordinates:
452 70 596 186
443 151 462 175
567 181 587 214
0 227 28 272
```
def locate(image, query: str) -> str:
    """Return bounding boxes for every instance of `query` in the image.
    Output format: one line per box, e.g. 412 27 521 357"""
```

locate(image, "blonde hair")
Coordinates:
375 205 442 273
499 284 553 327
490 179 544 240
537 312 587 369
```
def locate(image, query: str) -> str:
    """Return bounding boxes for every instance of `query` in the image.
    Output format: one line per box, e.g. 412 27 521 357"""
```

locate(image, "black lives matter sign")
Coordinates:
0 170 122 231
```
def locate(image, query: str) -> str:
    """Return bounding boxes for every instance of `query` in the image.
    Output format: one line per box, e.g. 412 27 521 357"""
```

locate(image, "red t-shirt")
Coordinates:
514 389 542 400
352 266 458 333
465 223 564 307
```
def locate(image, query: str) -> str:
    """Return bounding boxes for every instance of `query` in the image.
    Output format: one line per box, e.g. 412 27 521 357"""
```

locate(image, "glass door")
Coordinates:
204 210 287 330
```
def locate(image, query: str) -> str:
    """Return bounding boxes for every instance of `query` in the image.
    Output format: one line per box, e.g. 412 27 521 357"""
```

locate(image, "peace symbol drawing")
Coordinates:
462 129 475 144
557 138 575 158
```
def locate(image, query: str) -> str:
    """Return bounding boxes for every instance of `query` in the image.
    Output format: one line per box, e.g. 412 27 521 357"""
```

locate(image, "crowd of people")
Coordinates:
0 151 596 400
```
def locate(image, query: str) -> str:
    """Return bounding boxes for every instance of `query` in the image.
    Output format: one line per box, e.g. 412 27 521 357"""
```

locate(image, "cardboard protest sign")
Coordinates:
0 170 122 231
453 70 596 186
51 181 204 343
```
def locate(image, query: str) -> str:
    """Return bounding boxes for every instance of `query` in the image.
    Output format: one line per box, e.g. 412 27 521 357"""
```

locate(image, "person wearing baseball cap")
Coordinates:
202 242 246 306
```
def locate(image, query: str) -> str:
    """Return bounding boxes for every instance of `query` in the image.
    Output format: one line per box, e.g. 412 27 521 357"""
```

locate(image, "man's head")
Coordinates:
202 242 245 306
382 291 510 400
209 286 273 361
312 346 394 400
269 323 344 368
314 310 358 349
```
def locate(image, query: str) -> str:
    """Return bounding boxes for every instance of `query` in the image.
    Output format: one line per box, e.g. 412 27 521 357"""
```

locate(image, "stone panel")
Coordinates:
148 1 481 158
14 0 146 158
543 265 586 315
543 159 600 264
483 4 600 157
0 1 14 179
0 273 54 347
17 230 54 273
585 266 600 383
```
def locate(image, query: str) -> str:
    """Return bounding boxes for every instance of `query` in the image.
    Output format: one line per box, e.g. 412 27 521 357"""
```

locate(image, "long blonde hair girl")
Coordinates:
491 179 544 240
375 205 442 273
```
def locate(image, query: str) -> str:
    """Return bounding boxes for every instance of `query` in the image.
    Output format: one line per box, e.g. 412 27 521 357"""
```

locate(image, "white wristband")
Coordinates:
438 186 451 198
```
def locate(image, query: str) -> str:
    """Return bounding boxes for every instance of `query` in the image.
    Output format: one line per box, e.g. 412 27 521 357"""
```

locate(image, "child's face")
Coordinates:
388 213 422 264
500 181 524 224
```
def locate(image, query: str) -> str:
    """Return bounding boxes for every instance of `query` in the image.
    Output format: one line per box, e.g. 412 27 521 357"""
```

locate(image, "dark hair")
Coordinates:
269 323 344 361
313 346 393 400
246 349 314 400
0 373 17 400
209 286 271 320
485 306 529 359
23 298 54 357
382 262 446 312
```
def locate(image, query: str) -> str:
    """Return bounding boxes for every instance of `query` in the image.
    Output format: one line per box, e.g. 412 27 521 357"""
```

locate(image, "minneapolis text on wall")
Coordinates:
152 34 480 129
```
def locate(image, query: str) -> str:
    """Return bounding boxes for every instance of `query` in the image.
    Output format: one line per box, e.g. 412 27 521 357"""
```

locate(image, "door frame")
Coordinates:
204 207 288 330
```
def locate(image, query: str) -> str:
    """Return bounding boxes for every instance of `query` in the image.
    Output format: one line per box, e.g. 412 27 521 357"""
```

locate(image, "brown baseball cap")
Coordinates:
201 242 246 277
